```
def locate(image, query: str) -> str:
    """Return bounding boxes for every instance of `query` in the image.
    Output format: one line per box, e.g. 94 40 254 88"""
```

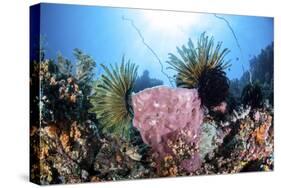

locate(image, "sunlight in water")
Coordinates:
142 10 201 37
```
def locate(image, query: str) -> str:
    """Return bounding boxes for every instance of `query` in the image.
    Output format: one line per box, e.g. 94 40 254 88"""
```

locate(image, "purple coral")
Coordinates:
132 86 203 172
180 153 202 172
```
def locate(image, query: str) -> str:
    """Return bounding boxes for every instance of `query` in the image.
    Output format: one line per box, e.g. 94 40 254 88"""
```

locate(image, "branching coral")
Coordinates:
39 49 96 124
167 32 230 108
92 56 138 140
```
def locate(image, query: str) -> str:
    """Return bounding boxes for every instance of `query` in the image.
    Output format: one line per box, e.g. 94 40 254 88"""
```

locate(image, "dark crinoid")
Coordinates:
167 32 231 108
198 66 229 108
241 83 263 109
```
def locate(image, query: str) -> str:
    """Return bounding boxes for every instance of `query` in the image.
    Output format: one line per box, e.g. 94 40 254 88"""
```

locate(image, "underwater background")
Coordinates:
30 3 274 185
40 3 273 84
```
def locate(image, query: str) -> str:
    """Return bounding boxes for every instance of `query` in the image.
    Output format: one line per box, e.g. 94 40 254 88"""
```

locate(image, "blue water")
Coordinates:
40 3 273 85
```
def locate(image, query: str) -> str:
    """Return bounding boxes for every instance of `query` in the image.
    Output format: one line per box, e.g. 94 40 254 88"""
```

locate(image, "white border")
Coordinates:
0 1 280 188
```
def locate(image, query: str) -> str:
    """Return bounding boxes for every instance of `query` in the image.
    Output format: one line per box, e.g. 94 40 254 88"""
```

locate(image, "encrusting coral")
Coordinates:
195 107 273 175
199 120 218 159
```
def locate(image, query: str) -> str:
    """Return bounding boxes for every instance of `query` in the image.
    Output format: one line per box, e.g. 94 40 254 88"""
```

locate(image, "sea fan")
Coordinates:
92 56 138 140
167 32 231 108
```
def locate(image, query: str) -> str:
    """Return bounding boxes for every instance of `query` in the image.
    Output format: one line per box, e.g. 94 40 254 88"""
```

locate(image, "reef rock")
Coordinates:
199 121 218 159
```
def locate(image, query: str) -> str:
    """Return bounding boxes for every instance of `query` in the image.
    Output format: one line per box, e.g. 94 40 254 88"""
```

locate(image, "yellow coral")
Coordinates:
60 132 70 152
252 124 269 145
40 161 52 183
44 125 58 138
50 76 57 85
39 144 49 160
70 122 81 140
70 94 77 103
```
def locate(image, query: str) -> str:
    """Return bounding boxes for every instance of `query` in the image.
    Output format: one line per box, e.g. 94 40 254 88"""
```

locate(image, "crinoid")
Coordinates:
92 56 138 140
198 66 229 108
241 83 263 109
167 32 230 108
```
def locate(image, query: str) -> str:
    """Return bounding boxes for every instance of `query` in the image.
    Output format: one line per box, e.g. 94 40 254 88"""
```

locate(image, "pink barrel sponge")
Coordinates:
132 86 203 172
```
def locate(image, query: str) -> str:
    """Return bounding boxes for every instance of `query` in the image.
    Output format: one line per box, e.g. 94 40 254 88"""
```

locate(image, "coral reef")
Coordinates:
31 49 98 185
39 49 96 124
30 36 274 185
92 135 154 181
30 121 100 184
196 107 273 174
